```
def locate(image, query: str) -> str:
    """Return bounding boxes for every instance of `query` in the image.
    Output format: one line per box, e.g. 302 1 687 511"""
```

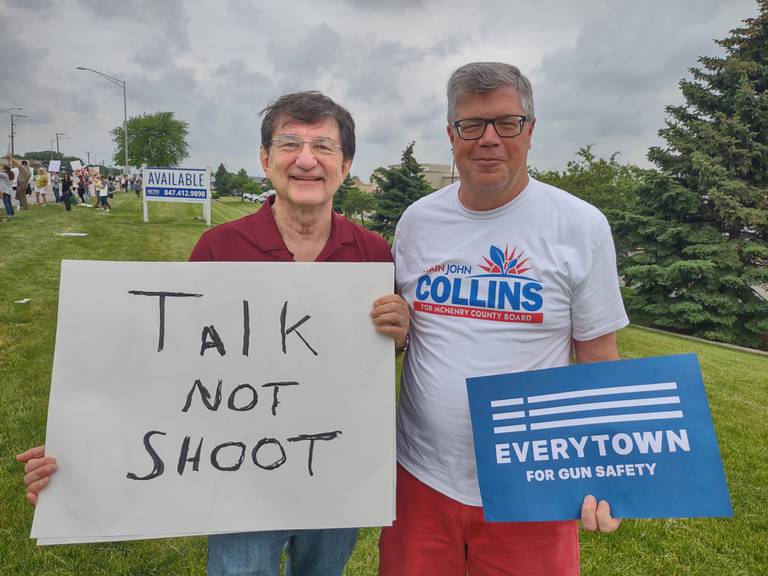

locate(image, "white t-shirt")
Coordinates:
393 177 629 506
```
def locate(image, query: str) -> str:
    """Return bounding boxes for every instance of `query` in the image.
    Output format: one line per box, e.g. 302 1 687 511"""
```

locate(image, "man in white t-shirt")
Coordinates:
379 62 630 576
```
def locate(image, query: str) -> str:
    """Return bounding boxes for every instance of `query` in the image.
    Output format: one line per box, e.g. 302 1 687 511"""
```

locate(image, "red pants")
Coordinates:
379 465 580 576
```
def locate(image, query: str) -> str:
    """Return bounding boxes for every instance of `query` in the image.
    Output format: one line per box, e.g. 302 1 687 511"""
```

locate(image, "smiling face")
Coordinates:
259 116 351 213
448 86 535 211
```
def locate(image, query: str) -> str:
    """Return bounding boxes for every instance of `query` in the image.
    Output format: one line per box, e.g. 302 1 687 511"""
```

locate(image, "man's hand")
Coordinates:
371 294 410 352
16 445 57 507
580 494 622 533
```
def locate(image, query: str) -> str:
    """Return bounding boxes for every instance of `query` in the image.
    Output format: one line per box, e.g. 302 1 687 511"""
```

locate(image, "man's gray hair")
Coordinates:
446 62 534 122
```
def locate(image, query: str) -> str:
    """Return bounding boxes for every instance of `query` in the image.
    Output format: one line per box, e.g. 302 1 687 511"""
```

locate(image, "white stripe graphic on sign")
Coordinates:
492 411 526 421
493 424 527 434
527 382 677 404
529 410 684 431
490 398 524 408
528 396 681 417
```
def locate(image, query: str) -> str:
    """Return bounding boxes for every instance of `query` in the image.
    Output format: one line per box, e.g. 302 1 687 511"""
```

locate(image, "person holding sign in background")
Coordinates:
18 91 409 576
34 168 49 206
5 155 31 210
379 62 630 575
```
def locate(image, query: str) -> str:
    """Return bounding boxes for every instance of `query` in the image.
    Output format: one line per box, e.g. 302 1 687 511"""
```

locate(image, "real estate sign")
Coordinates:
142 167 211 225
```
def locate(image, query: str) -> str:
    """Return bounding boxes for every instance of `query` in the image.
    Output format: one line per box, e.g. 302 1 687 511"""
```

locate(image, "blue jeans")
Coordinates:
2 193 13 216
208 528 358 576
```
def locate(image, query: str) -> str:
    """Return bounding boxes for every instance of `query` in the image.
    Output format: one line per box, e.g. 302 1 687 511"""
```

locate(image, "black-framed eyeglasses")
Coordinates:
451 115 528 140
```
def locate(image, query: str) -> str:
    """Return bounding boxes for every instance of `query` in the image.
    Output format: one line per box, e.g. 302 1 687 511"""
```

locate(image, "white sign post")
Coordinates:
142 167 211 226
32 260 395 544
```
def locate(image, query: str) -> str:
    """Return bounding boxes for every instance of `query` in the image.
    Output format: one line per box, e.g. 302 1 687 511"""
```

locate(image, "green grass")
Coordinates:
1 194 766 575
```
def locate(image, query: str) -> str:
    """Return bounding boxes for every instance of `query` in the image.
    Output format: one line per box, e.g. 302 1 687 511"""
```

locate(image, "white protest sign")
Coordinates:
32 260 395 544
48 160 61 173
70 160 82 172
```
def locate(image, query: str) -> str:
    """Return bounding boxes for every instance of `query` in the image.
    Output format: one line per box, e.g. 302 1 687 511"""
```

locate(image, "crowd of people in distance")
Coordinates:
1 154 143 221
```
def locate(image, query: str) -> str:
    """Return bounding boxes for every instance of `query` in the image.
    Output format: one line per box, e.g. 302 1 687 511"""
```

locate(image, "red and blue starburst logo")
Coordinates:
477 245 537 281
413 243 544 323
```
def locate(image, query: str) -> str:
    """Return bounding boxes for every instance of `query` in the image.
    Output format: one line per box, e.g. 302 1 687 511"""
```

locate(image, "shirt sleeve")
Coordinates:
189 233 213 262
571 221 629 341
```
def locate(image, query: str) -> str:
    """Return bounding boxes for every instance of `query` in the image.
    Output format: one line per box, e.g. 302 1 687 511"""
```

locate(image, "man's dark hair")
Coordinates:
260 91 355 161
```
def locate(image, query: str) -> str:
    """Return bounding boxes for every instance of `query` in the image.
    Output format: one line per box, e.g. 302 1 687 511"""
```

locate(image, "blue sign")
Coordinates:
466 354 732 521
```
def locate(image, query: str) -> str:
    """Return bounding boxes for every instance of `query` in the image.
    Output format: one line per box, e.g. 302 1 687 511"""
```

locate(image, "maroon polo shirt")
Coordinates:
189 198 392 264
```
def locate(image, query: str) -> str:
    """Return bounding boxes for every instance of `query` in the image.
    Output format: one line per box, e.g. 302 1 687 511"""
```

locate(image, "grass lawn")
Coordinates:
1 193 766 575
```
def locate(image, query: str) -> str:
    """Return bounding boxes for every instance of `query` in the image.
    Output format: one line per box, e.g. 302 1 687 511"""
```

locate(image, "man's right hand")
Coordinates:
16 445 57 506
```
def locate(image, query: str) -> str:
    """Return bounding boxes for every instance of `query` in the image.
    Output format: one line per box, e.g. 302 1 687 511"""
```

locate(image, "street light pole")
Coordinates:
76 66 128 177
123 80 128 175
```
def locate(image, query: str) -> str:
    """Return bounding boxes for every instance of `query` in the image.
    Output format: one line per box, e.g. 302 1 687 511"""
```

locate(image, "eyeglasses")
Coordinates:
271 134 343 156
451 115 528 140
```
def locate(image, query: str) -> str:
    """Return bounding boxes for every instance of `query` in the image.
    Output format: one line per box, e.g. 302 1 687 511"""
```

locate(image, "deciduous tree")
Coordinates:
343 188 377 227
532 145 645 214
111 111 189 167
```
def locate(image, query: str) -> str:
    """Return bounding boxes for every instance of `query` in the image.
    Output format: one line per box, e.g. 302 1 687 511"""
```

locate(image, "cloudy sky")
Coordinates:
0 0 759 181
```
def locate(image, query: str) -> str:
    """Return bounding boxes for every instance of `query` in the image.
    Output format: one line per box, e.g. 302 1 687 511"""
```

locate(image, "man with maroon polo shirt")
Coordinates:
18 91 409 576
192 91 409 575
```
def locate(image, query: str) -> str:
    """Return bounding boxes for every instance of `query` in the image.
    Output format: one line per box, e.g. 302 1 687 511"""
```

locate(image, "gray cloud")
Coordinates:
0 0 759 181
75 0 190 50
6 0 56 10
528 0 756 170
330 0 431 11
267 23 346 91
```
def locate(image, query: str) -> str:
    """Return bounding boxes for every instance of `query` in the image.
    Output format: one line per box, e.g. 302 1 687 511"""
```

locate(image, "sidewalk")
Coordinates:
629 323 768 357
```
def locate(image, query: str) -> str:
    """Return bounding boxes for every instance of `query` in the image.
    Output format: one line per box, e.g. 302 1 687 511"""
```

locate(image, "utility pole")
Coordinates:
86 152 91 165
5 110 27 157
2 110 23 152
55 132 67 159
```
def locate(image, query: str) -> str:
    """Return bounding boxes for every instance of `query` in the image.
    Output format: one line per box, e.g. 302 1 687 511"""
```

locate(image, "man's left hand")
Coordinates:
580 495 622 533
371 295 409 352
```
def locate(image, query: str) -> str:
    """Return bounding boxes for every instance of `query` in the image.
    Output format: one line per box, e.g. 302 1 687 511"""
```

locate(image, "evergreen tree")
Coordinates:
214 163 231 195
369 142 433 240
614 3 768 348
333 174 358 214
